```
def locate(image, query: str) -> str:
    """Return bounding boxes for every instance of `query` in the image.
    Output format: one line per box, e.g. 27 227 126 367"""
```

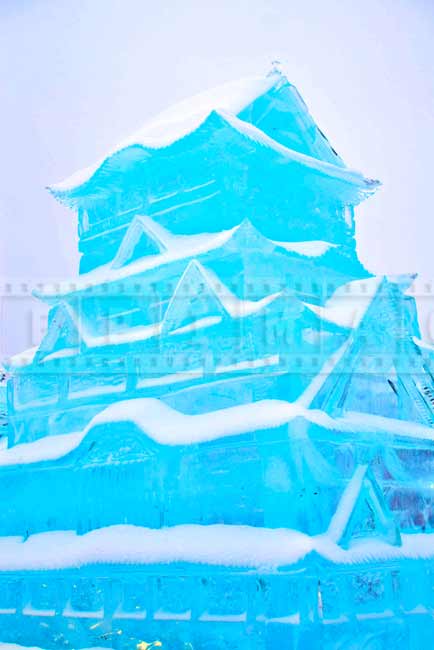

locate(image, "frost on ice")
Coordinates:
1 68 434 649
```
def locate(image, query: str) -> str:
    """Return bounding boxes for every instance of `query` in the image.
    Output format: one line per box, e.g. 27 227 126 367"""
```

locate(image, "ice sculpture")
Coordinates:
2 68 434 649
0 370 6 441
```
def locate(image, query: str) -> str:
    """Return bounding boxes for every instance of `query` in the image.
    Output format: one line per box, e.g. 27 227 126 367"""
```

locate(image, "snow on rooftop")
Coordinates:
414 336 434 354
0 646 107 650
21 262 282 363
0 645 44 650
297 338 353 408
121 214 228 259
35 219 339 300
85 398 308 446
327 464 367 543
36 223 238 299
119 75 280 149
49 73 378 199
221 111 376 190
4 346 38 369
0 524 311 571
0 523 431 573
272 239 337 257
0 646 108 650
193 260 282 318
315 531 434 565
0 432 83 467
304 276 383 329
50 73 282 193
342 410 434 440
0 645 62 650
1 397 433 469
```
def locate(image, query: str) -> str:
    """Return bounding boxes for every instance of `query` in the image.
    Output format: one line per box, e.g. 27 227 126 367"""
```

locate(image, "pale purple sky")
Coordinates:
1 0 434 357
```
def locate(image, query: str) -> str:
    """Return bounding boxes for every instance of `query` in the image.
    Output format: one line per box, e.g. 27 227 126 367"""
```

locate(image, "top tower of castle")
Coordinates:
6 70 389 451
48 70 378 274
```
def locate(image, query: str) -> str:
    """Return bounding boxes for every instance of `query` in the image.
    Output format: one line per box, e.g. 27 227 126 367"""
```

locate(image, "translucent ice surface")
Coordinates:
2 69 434 649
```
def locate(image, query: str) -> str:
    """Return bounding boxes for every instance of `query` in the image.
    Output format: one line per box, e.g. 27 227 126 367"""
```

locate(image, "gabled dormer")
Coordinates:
48 70 379 277
111 215 168 269
161 260 228 335
224 218 275 254
327 464 401 549
35 303 82 363
309 277 434 425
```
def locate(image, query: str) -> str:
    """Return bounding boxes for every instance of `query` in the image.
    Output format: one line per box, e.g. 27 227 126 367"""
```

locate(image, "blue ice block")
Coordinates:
2 68 433 649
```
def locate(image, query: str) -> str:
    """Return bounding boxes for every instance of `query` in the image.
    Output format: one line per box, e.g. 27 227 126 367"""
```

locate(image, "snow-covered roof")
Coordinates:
4 346 38 369
219 111 376 191
414 336 434 354
35 221 239 299
52 74 281 193
82 396 434 445
48 72 379 205
0 646 103 650
304 276 384 329
327 464 369 543
49 110 378 204
0 431 82 467
1 396 433 469
21 263 284 365
0 523 431 573
272 239 336 257
34 218 344 301
179 260 281 319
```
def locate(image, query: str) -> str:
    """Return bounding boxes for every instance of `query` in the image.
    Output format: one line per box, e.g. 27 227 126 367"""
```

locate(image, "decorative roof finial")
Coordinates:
268 60 283 77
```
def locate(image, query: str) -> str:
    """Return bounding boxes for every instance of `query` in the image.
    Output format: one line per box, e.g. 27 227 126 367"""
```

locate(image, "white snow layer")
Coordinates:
0 524 431 572
272 239 336 257
304 276 383 329
327 465 368 542
50 75 376 195
31 266 282 355
0 646 42 650
35 223 238 298
414 336 434 353
0 397 433 468
0 646 59 650
35 219 337 300
6 346 38 368
0 432 83 467
51 74 281 192
0 646 106 650
220 110 373 189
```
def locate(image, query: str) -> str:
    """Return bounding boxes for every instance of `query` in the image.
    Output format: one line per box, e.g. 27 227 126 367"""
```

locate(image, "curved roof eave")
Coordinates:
48 109 380 209
33 223 369 303
48 72 283 196
1 396 434 471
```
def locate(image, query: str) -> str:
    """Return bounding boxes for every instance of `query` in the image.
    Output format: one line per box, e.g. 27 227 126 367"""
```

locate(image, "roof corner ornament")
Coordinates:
268 59 283 77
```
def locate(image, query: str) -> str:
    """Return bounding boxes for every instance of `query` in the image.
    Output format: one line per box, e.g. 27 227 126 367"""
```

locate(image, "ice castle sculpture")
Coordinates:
0 370 7 441
2 68 434 650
